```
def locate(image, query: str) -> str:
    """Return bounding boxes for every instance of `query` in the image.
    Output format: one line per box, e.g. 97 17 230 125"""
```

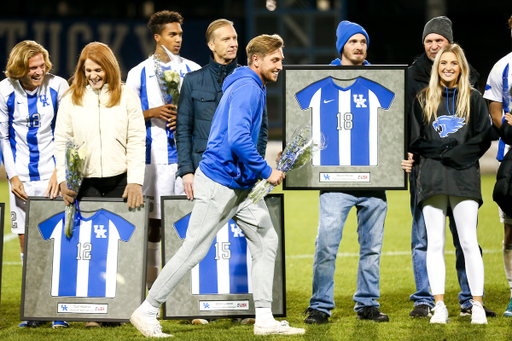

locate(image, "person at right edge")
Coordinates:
303 20 390 325
404 16 495 318
483 14 512 318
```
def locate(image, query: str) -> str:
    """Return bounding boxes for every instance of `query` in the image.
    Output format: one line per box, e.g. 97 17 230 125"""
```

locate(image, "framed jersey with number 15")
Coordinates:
283 65 408 190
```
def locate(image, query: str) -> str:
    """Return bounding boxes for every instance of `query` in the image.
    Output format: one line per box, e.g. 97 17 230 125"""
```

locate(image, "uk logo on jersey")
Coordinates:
353 94 367 108
173 215 253 295
432 116 465 138
39 95 49 106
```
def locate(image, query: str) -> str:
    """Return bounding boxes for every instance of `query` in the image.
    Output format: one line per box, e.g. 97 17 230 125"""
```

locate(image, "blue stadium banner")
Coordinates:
0 18 211 80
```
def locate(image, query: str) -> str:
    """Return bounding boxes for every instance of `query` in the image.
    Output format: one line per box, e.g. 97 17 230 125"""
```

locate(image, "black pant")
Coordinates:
77 172 127 200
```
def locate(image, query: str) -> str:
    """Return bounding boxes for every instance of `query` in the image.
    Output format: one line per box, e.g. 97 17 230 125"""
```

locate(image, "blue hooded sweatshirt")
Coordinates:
199 66 273 190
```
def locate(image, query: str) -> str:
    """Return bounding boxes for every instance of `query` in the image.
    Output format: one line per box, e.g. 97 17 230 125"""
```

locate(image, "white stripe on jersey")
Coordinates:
338 89 352 166
105 220 120 298
216 225 230 294
368 92 380 166
76 220 92 297
50 219 63 297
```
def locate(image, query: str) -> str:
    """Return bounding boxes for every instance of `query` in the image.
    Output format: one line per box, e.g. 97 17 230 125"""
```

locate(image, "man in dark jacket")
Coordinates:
176 19 268 200
405 16 495 318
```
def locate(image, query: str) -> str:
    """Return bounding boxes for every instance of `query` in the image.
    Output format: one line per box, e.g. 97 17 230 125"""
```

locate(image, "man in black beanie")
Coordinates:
405 16 495 318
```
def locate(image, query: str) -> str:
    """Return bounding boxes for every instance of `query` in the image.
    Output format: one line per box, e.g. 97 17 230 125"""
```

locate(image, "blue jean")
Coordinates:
409 168 473 309
309 191 387 315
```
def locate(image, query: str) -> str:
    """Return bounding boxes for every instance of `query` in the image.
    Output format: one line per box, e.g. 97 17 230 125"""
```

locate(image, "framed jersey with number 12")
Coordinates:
283 65 407 190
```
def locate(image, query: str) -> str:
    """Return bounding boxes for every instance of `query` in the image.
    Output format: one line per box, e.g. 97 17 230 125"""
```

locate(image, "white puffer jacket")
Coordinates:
55 84 145 185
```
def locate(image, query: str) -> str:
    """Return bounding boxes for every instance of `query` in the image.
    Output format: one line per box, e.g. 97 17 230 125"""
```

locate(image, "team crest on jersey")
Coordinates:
39 95 49 107
432 115 465 138
353 94 367 108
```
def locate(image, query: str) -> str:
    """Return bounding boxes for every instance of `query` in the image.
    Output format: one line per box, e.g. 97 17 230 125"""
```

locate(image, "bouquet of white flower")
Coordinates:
249 125 326 204
64 141 86 238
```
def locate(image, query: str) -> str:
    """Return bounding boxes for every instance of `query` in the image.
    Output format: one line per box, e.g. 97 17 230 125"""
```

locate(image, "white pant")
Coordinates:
142 164 184 219
9 179 50 234
422 195 484 296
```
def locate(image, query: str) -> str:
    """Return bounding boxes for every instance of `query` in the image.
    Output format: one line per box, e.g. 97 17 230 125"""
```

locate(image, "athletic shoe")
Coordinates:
18 320 45 328
504 298 512 317
130 307 173 338
52 321 69 329
356 307 389 322
254 320 305 335
471 300 487 324
430 301 449 324
191 319 209 325
460 304 497 317
409 304 432 317
303 308 329 324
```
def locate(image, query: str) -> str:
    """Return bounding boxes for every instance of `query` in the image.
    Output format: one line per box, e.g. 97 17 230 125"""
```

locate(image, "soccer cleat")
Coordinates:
460 304 497 317
254 320 305 335
430 301 449 324
409 304 432 317
52 321 69 329
18 320 45 328
356 307 389 322
303 308 329 324
471 300 488 324
504 298 512 317
130 308 173 338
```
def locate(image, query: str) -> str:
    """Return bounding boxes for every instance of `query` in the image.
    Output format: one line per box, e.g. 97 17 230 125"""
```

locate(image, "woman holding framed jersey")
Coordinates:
54 42 145 211
405 43 492 325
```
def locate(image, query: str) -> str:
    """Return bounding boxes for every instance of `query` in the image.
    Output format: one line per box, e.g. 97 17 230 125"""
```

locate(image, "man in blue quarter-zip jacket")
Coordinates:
131 34 305 338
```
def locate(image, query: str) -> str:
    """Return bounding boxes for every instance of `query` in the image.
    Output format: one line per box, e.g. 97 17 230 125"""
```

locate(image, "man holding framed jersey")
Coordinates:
303 21 389 324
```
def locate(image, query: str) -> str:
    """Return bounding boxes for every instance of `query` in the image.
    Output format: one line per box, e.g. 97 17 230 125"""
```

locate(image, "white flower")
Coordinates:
163 70 173 82
78 145 87 159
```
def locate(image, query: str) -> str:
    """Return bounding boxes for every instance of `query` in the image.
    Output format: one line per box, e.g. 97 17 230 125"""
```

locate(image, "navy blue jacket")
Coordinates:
176 55 268 177
199 66 272 189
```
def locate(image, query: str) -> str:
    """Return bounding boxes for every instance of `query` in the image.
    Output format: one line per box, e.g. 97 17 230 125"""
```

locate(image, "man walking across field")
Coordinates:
303 21 389 324
130 34 305 337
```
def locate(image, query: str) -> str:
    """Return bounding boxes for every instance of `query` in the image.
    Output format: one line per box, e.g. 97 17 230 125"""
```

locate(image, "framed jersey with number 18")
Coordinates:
283 65 407 190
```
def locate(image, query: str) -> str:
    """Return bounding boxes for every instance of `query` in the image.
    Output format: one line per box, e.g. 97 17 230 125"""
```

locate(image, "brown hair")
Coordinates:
5 40 52 80
68 42 122 108
148 10 184 35
206 19 234 43
509 15 512 28
246 34 284 66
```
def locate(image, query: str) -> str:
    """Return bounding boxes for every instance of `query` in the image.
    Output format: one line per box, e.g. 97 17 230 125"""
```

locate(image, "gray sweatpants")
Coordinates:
146 168 278 309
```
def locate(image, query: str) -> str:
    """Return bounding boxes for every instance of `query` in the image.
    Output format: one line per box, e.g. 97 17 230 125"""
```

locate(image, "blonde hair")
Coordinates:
68 42 122 108
246 34 284 66
419 43 472 123
5 40 52 80
206 19 234 43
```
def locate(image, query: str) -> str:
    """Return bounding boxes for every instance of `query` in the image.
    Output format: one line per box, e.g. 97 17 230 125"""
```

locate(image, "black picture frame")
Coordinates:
21 197 148 322
160 194 286 319
283 65 408 190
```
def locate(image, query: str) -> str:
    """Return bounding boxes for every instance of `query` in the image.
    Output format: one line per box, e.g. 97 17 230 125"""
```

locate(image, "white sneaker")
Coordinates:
130 307 173 337
430 301 449 324
254 320 305 335
471 300 488 324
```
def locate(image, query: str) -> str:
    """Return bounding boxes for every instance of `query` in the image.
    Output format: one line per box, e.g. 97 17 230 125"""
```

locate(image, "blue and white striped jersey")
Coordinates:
296 77 395 166
126 55 200 165
38 209 136 298
484 51 512 161
174 215 253 295
0 74 68 181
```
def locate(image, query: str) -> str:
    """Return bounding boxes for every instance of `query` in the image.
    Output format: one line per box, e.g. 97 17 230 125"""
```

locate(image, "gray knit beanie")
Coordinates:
422 16 453 44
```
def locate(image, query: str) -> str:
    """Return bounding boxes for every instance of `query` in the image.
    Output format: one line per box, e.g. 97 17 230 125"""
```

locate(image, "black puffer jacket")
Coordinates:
176 55 268 177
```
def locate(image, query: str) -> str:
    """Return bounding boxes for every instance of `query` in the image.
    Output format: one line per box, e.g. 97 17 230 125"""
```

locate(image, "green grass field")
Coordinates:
1 175 511 340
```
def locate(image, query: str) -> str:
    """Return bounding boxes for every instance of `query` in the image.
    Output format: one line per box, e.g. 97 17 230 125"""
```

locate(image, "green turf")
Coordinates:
1 175 511 340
